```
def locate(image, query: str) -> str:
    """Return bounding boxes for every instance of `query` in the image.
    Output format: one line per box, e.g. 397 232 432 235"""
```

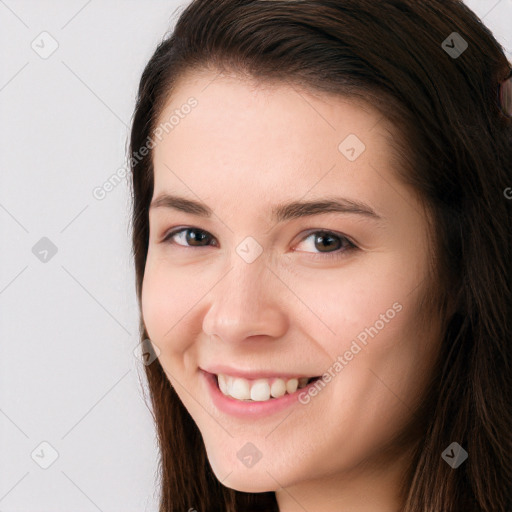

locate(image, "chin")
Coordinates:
218 470 278 493
207 454 282 493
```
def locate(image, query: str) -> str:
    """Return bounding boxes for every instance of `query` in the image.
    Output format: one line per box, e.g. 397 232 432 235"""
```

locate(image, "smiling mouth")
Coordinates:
215 373 321 402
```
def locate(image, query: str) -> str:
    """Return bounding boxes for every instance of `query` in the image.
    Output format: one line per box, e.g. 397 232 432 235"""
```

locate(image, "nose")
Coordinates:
201 256 289 344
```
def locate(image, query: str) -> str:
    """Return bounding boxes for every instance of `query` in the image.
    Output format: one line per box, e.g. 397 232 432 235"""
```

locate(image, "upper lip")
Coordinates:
201 364 318 380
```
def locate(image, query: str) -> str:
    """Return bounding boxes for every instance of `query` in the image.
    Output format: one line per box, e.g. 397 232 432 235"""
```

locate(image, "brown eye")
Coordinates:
298 230 357 259
295 230 356 255
162 227 217 247
313 232 342 252
161 227 356 262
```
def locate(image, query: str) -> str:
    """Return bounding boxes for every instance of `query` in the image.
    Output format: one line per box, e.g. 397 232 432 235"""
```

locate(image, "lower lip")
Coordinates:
201 370 319 419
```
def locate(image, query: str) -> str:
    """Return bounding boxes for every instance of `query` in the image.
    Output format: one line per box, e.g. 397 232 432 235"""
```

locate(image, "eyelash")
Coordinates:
160 227 358 261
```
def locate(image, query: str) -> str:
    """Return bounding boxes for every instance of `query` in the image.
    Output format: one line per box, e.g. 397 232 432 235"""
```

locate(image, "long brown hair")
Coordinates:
128 1 512 510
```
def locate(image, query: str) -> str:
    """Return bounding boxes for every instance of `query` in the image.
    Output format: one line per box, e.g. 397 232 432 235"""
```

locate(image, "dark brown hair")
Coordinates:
128 1 512 510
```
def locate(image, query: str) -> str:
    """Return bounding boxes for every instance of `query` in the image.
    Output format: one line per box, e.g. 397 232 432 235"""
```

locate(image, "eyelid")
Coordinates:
161 226 217 246
161 226 359 259
295 228 357 248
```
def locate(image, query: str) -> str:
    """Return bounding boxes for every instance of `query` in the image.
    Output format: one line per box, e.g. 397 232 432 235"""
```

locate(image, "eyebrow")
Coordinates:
149 193 383 222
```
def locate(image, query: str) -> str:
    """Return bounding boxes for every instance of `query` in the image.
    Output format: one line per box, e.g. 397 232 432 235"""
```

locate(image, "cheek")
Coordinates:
285 263 435 450
289 253 426 358
307 264 438 422
141 258 196 346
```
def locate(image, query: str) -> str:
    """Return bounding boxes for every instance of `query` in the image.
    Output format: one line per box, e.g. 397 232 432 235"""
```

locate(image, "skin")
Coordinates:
141 68 443 512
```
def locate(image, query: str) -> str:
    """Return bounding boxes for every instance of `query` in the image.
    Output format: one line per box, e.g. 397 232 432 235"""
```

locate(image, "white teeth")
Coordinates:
250 379 271 401
286 378 298 394
230 378 251 400
216 373 312 402
218 373 228 395
270 378 287 398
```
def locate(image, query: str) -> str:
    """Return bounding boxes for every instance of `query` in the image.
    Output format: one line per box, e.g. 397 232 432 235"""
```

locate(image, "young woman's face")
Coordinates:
142 70 441 499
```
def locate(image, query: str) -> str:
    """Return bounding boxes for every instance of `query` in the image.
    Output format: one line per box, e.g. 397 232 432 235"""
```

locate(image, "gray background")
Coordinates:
0 1 510 510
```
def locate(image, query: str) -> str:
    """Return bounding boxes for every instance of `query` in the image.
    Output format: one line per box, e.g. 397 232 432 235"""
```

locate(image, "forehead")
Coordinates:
151 70 406 217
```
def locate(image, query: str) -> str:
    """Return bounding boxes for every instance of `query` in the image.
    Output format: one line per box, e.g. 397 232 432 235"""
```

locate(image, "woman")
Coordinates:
129 1 512 510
